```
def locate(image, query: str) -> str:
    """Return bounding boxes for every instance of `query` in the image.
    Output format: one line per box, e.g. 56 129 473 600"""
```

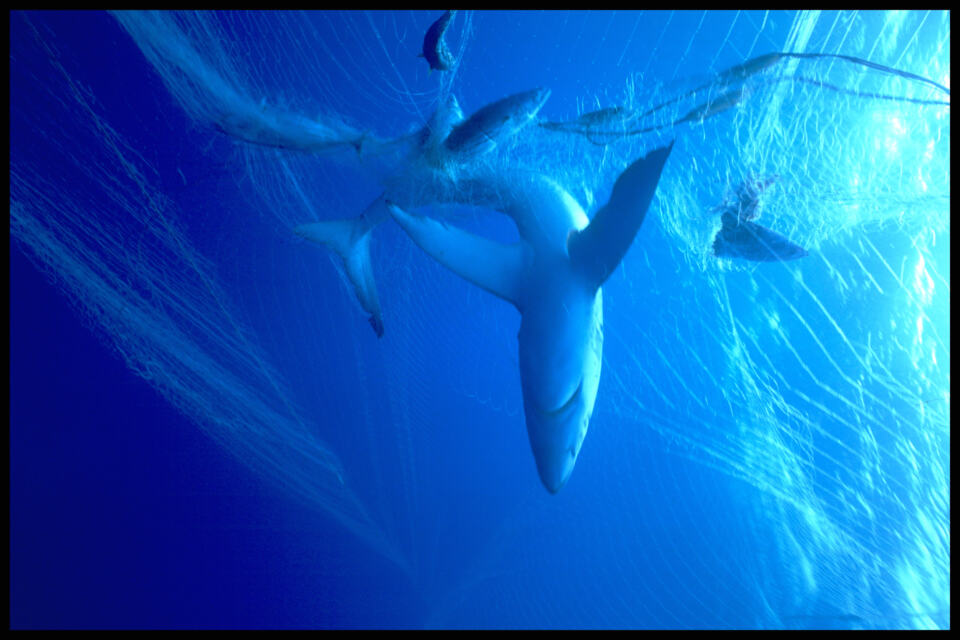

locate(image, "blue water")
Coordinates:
10 11 950 629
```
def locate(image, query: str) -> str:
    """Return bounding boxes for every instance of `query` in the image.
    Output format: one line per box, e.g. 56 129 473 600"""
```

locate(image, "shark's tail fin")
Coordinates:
295 215 384 337
569 141 674 289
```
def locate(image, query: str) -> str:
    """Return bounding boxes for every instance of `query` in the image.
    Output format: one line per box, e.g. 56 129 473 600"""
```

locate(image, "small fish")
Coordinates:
421 10 457 72
540 105 635 132
716 52 783 85
578 105 628 124
676 84 751 125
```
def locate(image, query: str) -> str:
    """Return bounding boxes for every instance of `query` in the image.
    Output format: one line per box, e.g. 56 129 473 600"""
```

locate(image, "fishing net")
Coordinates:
10 10 949 629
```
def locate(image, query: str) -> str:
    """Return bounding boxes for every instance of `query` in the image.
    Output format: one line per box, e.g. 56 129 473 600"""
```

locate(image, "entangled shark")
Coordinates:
295 89 673 492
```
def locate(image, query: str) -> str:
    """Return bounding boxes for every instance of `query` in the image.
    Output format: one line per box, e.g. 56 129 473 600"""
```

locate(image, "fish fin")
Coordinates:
713 220 808 262
387 202 526 308
295 197 387 337
569 141 674 289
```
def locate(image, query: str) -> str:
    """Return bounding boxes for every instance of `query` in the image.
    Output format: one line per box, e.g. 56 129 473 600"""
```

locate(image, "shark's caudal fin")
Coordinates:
568 141 674 289
386 202 526 307
295 197 387 337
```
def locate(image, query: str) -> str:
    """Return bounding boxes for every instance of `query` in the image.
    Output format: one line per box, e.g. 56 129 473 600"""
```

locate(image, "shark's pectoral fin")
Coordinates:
295 196 387 337
569 141 674 289
387 202 526 307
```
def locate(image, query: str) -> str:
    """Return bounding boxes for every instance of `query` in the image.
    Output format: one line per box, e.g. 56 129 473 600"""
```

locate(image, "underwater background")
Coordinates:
10 11 950 629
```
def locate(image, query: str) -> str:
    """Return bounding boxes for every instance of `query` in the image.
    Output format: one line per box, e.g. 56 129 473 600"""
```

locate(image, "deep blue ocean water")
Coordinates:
10 11 950 629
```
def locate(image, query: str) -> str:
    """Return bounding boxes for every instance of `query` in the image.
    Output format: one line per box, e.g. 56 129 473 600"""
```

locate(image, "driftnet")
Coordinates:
10 10 949 629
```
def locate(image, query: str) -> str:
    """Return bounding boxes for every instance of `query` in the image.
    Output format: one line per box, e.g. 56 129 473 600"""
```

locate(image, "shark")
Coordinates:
387 144 673 492
294 88 551 337
296 90 673 492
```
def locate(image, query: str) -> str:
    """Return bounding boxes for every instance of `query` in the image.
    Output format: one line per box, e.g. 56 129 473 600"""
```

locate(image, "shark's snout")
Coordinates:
538 446 578 494
526 378 591 494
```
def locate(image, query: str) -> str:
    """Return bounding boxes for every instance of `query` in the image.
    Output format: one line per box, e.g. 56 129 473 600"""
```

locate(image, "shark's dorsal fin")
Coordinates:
387 202 526 307
421 94 464 150
568 142 674 289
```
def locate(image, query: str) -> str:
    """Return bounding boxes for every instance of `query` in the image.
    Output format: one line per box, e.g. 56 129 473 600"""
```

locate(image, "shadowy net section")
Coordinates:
10 12 405 570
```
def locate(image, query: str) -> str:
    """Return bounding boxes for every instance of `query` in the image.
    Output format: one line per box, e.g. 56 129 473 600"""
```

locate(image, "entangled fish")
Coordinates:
421 10 457 72
539 105 636 134
674 84 751 125
712 175 808 262
715 52 783 85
